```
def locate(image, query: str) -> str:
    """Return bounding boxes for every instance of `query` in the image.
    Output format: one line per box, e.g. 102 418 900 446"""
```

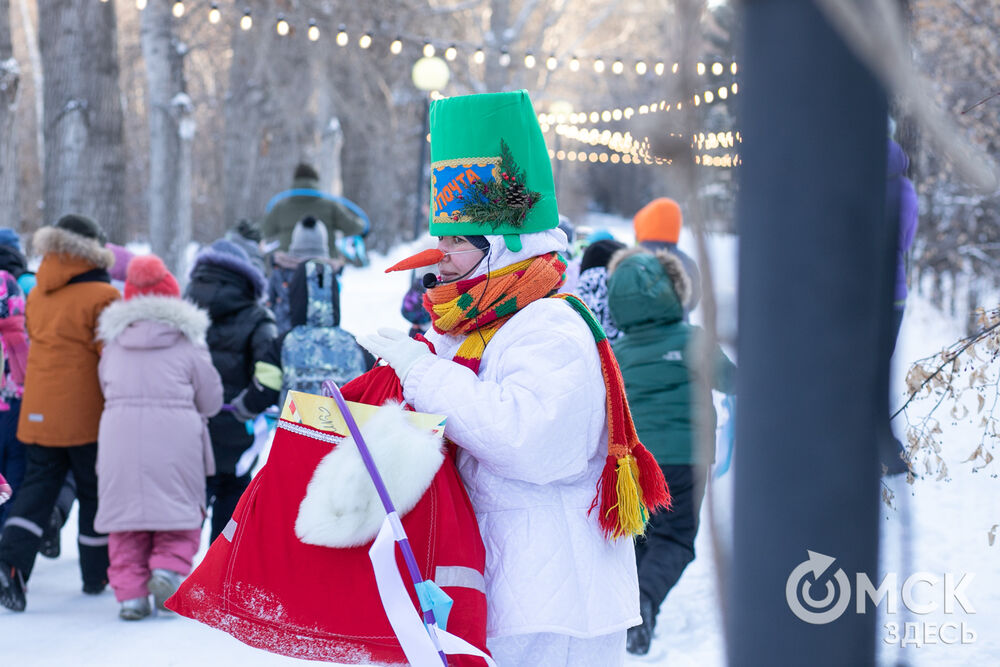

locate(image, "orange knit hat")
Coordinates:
633 197 683 244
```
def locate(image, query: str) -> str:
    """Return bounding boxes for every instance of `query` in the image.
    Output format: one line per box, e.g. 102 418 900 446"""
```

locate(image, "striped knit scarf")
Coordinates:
424 252 670 539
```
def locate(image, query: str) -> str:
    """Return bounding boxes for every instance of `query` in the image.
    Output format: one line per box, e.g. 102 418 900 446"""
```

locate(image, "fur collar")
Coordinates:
32 227 114 269
606 245 648 276
608 245 693 308
97 296 210 346
295 402 445 548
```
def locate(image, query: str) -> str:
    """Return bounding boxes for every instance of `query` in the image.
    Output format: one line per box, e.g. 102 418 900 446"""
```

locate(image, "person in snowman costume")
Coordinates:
361 90 668 667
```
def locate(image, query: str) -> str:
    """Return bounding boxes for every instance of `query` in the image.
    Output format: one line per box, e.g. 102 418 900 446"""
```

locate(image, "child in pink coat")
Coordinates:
95 255 223 620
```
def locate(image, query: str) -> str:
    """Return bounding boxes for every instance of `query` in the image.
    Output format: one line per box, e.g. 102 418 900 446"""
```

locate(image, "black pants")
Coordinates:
635 464 707 623
206 472 251 543
0 443 108 586
0 400 25 528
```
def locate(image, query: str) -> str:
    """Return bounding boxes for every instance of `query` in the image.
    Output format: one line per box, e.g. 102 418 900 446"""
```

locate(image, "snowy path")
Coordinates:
4 220 997 665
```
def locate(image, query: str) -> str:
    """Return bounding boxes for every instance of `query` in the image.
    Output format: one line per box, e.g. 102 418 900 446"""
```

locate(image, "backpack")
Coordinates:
280 261 366 397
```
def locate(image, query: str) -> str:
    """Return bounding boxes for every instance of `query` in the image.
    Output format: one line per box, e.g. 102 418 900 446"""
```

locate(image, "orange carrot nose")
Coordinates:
384 248 446 273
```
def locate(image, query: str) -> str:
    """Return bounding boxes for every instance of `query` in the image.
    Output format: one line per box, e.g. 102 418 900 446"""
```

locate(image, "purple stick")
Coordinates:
321 381 447 665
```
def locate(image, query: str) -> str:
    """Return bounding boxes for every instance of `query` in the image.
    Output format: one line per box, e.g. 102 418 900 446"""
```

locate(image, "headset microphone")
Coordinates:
421 272 439 289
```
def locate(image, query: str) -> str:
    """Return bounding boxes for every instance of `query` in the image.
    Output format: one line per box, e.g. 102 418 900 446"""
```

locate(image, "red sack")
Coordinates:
167 365 489 665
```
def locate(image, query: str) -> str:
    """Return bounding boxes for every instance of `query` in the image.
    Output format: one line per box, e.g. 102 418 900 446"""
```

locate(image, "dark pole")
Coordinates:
730 1 891 665
413 98 431 241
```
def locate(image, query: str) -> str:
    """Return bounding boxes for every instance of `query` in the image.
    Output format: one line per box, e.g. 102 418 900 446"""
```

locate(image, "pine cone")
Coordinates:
505 182 531 208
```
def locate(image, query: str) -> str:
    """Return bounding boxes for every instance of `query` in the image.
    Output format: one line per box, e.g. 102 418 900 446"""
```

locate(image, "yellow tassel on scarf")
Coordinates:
611 455 646 538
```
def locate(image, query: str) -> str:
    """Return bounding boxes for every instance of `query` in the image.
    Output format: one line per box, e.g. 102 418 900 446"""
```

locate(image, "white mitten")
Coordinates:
358 328 433 382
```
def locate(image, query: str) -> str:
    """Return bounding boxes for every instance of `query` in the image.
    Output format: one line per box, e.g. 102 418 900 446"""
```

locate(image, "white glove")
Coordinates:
0 481 11 505
358 328 433 383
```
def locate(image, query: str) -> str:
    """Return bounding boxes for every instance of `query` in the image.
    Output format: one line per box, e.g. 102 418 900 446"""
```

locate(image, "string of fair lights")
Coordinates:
101 0 739 82
537 81 742 168
101 0 743 168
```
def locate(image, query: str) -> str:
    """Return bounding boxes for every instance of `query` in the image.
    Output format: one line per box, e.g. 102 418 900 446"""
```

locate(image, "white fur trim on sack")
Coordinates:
295 401 445 548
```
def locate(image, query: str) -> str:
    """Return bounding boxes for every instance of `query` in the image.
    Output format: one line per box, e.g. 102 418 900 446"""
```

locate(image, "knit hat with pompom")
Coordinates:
124 254 181 300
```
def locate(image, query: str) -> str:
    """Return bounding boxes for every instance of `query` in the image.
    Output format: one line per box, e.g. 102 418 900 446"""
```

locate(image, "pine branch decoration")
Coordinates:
452 139 542 228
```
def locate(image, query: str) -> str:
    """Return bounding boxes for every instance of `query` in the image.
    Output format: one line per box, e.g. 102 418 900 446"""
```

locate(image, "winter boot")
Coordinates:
0 560 26 612
119 596 151 621
626 595 657 656
82 579 107 595
148 568 183 611
39 506 63 559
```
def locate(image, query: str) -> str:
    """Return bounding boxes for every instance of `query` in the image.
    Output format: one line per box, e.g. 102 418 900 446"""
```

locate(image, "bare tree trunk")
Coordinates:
223 0 315 229
315 116 344 198
37 1 125 240
0 0 18 228
140 0 193 277
15 0 40 179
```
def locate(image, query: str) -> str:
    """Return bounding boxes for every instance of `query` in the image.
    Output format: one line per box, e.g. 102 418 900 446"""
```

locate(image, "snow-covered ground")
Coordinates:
3 216 996 665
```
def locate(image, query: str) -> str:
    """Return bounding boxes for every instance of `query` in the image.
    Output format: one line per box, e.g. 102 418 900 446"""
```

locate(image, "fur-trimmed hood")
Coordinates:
607 245 691 330
97 295 210 347
608 246 691 306
33 226 115 270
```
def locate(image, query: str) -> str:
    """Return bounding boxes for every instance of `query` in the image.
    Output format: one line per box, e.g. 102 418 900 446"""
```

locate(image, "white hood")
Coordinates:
442 227 569 281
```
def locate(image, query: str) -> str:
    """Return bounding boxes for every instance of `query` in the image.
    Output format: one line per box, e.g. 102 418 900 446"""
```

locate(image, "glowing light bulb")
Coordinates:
611 60 624 74
390 38 403 55
336 27 349 47
718 86 728 99
731 62 738 74
693 94 701 106
524 52 536 69
499 51 511 67
697 62 706 75
671 62 679 73
276 16 289 36
135 0 147 10
308 21 320 42
208 4 220 23
546 55 557 71
240 11 252 30
732 82 739 94
569 57 580 72
712 62 723 76
171 1 184 18
593 58 605 73
473 49 485 64
423 43 435 57
359 34 372 49
704 91 714 103
635 61 647 75
444 45 457 61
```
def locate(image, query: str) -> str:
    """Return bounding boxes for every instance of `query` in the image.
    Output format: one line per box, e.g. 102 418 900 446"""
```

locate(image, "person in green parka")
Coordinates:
262 164 369 265
606 245 737 656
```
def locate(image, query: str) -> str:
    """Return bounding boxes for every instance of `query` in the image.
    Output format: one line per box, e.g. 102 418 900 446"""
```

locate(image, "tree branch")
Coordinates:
891 317 1000 419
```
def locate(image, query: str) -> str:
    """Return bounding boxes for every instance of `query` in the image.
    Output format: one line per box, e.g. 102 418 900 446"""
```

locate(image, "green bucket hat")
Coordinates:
428 90 558 252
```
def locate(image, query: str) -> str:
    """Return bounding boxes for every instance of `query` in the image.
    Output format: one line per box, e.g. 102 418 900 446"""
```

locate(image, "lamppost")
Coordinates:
411 56 451 240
